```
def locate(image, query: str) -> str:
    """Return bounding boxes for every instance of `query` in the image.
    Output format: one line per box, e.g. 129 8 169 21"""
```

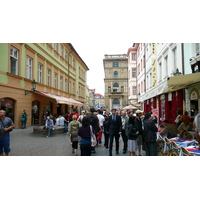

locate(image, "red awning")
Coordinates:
35 90 83 106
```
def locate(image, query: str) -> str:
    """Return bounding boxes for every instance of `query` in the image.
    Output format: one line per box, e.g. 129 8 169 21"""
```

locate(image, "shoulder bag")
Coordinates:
90 125 97 147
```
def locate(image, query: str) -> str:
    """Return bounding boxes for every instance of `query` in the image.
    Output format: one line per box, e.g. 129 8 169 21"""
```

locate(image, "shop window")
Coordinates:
0 98 15 122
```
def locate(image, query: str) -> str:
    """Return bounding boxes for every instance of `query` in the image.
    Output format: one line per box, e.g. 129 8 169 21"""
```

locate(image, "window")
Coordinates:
69 81 71 93
65 50 68 61
165 56 168 77
108 86 111 93
72 83 75 94
114 71 118 78
54 73 57 89
60 45 63 57
72 58 75 68
54 43 58 51
173 47 177 70
65 79 67 92
113 83 119 92
133 87 137 95
132 53 136 60
47 69 51 86
10 46 18 75
60 76 63 90
159 62 162 81
132 68 136 77
26 56 32 80
38 63 42 83
121 86 124 93
141 82 143 93
112 62 119 67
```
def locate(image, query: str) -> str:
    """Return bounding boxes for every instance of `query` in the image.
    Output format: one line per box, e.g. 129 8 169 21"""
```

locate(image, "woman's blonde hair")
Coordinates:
72 115 77 121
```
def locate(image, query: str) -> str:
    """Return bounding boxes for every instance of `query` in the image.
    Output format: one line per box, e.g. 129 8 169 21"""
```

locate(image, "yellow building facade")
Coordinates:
0 43 89 128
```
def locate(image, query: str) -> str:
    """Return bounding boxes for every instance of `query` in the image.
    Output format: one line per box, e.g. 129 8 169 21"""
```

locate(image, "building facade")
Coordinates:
0 43 89 128
94 93 105 109
104 54 128 110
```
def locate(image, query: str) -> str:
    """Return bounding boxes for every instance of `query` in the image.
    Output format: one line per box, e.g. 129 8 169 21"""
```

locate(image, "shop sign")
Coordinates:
168 93 172 101
190 91 198 100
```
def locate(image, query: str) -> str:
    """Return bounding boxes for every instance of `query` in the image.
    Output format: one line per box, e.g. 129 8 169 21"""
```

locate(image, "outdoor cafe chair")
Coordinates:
181 146 192 156
171 141 181 156
185 133 194 140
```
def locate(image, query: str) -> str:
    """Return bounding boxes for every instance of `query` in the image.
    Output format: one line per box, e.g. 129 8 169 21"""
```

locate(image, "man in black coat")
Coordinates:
107 108 122 156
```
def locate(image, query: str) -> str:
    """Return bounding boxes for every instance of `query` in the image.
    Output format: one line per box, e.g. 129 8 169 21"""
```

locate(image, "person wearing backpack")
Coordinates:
88 108 100 153
68 115 81 156
69 108 79 122
21 110 28 129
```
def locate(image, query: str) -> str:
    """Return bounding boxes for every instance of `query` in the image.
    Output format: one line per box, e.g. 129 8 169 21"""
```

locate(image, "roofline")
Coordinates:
68 43 89 71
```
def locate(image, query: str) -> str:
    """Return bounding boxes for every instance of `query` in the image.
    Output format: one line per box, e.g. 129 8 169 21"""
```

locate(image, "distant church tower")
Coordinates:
103 54 128 110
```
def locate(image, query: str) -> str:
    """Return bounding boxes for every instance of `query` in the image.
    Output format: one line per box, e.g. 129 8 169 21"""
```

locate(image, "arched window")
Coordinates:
113 83 119 92
108 86 111 93
114 71 118 78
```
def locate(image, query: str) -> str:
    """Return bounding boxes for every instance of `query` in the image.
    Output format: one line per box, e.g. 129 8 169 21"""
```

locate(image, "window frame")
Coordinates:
26 56 32 80
10 46 19 75
38 63 43 84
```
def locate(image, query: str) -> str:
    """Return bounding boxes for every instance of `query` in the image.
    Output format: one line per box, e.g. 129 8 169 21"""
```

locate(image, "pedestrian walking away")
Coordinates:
143 113 158 156
121 110 129 154
21 110 28 129
68 115 81 156
78 116 94 156
0 110 14 156
107 108 122 156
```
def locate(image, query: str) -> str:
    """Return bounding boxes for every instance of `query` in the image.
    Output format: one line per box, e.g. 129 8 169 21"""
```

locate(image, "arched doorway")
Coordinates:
112 98 120 110
0 98 15 122
32 100 40 125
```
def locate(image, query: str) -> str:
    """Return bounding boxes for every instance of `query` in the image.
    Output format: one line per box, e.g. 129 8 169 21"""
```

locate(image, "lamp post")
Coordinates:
173 68 182 76
25 79 37 95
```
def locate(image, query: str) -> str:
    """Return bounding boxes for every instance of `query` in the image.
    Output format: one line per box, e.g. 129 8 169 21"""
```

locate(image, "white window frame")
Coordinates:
65 79 67 92
165 56 168 77
132 68 136 77
159 62 162 81
60 45 63 57
47 69 51 86
132 53 136 60
72 83 75 94
10 46 18 75
65 50 68 61
133 86 136 95
54 43 58 51
26 56 32 80
173 47 177 71
38 63 42 83
54 73 57 89
60 76 63 90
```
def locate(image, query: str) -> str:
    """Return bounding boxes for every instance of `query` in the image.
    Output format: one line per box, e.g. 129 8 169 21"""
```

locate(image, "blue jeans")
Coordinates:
22 119 27 129
64 123 68 133
47 126 53 137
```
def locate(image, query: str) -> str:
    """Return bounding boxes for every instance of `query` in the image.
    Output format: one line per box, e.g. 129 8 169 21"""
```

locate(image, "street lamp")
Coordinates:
173 68 182 76
25 79 37 95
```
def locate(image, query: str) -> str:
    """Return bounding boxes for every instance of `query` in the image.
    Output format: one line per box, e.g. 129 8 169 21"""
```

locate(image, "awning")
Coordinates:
167 72 200 92
35 90 83 106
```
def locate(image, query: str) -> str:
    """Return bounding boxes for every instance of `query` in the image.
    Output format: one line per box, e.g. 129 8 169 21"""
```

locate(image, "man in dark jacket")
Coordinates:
107 108 122 156
143 112 158 156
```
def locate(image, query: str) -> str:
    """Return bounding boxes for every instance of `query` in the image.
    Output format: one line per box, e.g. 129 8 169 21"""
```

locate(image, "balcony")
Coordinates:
110 92 122 94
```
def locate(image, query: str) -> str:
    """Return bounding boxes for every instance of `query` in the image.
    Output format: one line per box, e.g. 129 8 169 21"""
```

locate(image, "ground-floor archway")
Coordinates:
0 98 15 122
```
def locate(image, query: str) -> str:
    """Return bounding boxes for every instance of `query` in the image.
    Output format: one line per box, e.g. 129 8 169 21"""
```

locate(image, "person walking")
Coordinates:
68 115 81 156
64 113 69 135
127 115 139 156
107 108 122 156
143 112 158 156
97 109 105 144
45 116 54 137
21 110 28 129
69 108 79 123
135 110 144 156
0 110 14 156
78 110 86 124
78 116 94 156
194 113 200 144
121 110 129 154
88 108 100 153
103 115 109 149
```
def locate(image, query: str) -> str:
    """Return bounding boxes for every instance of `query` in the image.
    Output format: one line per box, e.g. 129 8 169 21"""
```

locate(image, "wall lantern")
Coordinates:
25 79 37 95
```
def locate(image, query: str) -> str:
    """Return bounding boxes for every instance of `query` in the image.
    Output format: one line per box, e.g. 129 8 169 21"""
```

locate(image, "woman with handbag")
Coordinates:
68 115 81 156
21 110 28 129
127 116 139 156
78 116 96 156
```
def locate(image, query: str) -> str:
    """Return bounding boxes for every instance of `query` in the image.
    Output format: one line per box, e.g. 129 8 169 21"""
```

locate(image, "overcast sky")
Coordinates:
72 41 133 95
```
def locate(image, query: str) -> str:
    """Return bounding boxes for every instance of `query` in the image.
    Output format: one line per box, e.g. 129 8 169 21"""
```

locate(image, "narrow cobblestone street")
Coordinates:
9 126 145 156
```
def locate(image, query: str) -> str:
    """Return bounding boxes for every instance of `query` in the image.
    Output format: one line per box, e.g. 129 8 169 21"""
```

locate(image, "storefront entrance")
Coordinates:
32 100 40 125
0 98 15 122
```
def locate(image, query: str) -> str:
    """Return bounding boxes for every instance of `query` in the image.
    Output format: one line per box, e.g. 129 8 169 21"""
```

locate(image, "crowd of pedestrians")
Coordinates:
1 107 200 156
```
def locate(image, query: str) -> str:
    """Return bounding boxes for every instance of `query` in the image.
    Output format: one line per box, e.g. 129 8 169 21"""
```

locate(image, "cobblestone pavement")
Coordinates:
9 126 146 156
